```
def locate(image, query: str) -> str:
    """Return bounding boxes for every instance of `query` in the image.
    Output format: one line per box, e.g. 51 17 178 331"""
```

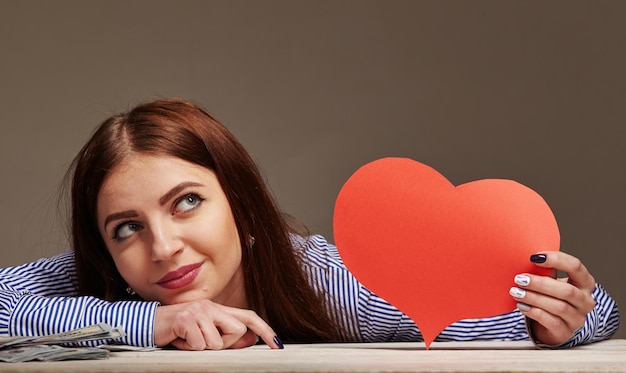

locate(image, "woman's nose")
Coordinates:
149 222 184 261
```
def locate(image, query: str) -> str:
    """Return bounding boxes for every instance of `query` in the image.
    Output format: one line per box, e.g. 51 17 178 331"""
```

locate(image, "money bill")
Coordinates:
0 323 125 362
0 322 125 349
0 345 109 362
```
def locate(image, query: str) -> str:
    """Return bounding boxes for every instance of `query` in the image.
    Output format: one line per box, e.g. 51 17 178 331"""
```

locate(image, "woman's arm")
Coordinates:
1 252 281 350
0 252 159 347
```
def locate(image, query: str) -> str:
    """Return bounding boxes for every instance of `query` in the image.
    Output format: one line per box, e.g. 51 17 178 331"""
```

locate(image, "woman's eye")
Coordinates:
174 193 205 214
113 222 142 241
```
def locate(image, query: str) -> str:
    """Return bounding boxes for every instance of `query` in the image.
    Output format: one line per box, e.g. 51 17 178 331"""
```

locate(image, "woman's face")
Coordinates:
96 154 246 307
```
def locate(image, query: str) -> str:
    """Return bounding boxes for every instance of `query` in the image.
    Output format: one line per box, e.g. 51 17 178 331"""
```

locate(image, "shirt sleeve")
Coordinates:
0 252 159 347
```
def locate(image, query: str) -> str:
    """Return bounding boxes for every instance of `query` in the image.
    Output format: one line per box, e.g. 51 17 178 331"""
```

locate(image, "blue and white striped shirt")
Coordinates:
0 234 620 348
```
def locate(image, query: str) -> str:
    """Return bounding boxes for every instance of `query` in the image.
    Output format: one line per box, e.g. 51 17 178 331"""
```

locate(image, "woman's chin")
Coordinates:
158 289 214 305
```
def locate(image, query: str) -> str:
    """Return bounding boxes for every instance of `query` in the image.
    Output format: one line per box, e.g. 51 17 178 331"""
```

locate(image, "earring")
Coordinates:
248 235 256 248
126 286 136 296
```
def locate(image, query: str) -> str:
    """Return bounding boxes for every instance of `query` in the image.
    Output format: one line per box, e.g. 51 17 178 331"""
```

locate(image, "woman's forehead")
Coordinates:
98 155 218 200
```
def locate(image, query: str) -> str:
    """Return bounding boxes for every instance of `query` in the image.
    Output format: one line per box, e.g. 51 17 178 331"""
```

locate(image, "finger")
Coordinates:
226 307 284 349
191 314 225 350
171 305 225 350
513 274 595 314
171 325 209 351
213 317 249 349
200 325 225 350
510 286 587 331
170 337 188 350
517 303 575 345
229 330 260 349
530 252 595 292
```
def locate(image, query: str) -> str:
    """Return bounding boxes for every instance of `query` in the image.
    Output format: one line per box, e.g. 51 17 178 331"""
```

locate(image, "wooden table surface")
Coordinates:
2 339 625 373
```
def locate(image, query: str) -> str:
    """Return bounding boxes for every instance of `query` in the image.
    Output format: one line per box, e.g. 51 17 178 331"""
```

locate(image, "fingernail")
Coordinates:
273 336 284 349
509 287 526 298
517 302 531 312
514 274 530 286
530 254 547 263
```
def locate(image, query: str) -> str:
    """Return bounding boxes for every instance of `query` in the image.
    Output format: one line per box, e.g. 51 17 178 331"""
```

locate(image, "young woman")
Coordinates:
0 98 619 350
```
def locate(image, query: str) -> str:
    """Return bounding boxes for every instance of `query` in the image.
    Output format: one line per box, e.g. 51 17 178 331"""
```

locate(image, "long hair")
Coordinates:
69 98 341 342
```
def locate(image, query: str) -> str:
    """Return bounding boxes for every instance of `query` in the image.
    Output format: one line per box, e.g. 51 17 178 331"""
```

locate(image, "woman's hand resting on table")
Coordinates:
510 251 596 346
154 300 283 350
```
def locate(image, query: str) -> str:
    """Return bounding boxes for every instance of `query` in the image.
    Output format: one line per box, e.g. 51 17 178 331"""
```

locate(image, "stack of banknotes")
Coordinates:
0 323 125 362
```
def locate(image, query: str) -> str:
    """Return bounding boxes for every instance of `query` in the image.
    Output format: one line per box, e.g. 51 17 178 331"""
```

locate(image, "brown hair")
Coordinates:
69 98 341 343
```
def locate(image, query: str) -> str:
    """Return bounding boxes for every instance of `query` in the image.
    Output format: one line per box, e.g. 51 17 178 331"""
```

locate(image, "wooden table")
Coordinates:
2 339 625 372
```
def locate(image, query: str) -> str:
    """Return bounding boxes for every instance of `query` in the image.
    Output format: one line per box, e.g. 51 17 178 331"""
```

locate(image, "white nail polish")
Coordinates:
509 287 526 298
514 274 530 286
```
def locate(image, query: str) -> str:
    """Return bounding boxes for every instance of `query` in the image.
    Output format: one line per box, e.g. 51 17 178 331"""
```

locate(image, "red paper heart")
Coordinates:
333 158 559 348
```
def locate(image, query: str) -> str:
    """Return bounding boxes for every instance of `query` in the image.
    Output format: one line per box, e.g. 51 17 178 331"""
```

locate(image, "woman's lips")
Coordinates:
156 262 203 289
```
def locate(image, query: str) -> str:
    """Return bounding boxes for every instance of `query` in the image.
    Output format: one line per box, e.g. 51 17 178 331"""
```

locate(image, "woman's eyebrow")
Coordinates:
103 210 139 230
158 181 204 206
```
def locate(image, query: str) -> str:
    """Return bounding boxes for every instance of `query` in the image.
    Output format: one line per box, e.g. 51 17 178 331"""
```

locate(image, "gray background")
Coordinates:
1 1 623 339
